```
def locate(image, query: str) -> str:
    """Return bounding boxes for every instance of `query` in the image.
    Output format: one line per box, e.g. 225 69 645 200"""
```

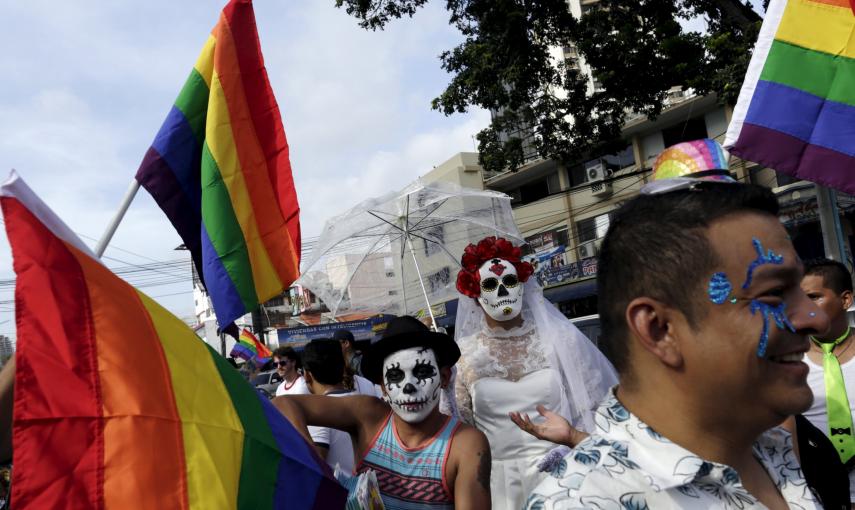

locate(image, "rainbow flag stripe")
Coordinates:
1 172 343 509
231 328 272 364
725 0 855 193
136 0 300 326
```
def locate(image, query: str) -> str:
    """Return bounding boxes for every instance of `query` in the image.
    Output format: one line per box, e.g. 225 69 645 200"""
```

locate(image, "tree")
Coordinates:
334 0 762 173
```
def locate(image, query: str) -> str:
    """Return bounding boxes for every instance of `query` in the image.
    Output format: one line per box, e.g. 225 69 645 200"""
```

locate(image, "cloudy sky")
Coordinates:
0 0 489 332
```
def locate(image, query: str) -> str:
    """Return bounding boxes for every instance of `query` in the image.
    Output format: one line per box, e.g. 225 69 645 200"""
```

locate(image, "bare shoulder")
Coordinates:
449 423 491 465
448 421 492 500
451 422 489 450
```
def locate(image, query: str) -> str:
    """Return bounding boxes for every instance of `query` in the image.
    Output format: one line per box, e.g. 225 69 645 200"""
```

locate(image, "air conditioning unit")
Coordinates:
587 163 613 198
577 239 599 260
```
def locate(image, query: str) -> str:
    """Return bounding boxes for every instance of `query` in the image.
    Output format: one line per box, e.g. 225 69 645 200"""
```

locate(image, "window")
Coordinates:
547 172 561 194
423 225 445 257
601 145 635 170
568 164 588 187
388 290 399 296
385 271 395 278
775 171 799 187
568 146 634 188
427 267 451 294
576 213 611 243
662 117 708 148
519 179 550 204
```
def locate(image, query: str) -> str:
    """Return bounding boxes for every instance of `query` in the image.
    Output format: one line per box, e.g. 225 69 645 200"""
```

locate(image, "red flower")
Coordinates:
456 269 481 299
455 236 534 299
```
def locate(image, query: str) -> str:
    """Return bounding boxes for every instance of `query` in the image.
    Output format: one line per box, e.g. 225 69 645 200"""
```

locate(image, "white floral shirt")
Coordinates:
525 389 822 510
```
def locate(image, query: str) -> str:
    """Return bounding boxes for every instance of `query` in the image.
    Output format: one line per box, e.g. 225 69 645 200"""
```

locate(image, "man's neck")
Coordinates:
282 370 299 384
616 384 766 470
390 407 447 449
484 313 523 331
812 319 850 345
310 383 345 395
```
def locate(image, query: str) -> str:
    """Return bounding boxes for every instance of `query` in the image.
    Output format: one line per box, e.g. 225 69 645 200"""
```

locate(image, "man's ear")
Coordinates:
841 290 853 311
439 366 452 388
303 370 314 386
625 297 684 369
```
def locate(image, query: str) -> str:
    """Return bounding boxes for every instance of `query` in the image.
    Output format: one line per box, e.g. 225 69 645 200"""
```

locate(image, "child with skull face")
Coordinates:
273 316 491 510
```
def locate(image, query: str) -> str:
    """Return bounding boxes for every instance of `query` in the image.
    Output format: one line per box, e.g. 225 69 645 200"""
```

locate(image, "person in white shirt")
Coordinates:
524 170 828 508
301 339 360 473
801 258 855 503
273 346 309 397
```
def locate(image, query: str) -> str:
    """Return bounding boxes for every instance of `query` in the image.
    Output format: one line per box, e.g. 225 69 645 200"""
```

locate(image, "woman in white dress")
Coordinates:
449 236 617 510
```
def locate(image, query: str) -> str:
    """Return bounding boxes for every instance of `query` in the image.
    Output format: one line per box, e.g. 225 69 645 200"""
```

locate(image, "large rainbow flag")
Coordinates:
724 0 855 194
136 0 301 327
231 328 273 364
1 171 344 509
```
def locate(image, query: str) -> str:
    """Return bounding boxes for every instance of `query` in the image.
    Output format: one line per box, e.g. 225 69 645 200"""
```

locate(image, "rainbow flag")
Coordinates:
725 0 855 194
231 328 272 364
136 0 301 327
1 171 344 509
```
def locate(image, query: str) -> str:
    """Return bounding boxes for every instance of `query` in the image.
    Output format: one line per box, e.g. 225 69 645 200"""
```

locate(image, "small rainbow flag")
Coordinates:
1 172 344 509
725 0 855 194
136 0 301 327
231 328 273 364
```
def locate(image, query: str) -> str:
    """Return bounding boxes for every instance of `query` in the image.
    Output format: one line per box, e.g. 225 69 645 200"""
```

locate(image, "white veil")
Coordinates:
447 279 617 433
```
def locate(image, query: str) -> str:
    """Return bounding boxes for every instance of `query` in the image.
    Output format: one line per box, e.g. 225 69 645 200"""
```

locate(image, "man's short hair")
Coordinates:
301 339 345 386
598 182 779 375
333 329 355 344
273 346 300 366
805 258 854 294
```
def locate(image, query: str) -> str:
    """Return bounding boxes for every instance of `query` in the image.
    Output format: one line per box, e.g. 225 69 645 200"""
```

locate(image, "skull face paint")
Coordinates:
477 258 524 321
382 347 442 423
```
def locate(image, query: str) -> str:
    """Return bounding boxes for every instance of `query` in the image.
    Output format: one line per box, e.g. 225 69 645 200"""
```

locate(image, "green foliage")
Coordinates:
335 0 762 173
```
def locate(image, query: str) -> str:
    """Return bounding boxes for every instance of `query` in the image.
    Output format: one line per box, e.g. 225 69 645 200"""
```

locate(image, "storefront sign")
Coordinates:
537 257 598 287
277 315 393 348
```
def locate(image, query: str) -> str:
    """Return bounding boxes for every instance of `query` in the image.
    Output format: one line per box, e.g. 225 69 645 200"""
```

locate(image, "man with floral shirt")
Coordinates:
525 161 830 508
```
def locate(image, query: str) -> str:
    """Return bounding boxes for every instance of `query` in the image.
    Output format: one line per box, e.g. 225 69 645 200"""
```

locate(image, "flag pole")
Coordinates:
95 179 141 257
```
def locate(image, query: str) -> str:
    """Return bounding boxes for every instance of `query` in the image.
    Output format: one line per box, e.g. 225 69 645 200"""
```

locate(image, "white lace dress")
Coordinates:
455 319 562 510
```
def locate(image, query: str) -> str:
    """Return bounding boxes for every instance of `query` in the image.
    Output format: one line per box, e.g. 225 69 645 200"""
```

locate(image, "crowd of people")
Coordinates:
1 138 855 509
267 140 855 509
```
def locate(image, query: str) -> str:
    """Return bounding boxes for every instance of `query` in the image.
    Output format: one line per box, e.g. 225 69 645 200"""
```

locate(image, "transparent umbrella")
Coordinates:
297 179 522 327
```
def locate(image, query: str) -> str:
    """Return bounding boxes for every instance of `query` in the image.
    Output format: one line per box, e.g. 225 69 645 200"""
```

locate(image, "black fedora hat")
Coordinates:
362 316 461 385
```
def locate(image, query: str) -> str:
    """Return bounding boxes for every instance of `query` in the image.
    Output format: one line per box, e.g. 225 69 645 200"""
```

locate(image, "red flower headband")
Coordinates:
456 236 534 299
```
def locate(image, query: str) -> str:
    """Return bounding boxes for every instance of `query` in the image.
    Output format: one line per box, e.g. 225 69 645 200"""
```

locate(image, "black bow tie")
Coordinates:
830 427 852 436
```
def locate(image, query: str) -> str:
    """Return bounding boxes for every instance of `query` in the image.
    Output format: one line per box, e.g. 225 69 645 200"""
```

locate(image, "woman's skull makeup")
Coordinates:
382 347 442 423
478 258 524 321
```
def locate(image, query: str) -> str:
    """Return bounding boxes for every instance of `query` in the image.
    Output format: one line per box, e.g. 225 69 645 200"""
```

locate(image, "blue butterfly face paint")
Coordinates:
749 300 796 358
741 238 783 290
708 238 794 358
708 272 733 304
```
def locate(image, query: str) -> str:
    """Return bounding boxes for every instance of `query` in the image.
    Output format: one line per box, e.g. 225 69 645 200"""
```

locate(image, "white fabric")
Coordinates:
447 278 618 509
804 354 855 502
353 375 381 397
723 0 787 148
0 170 99 260
309 392 357 474
452 279 618 432
275 375 310 397
469 370 561 510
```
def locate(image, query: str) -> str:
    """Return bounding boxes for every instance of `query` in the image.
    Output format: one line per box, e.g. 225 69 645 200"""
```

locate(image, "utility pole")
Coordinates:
251 306 267 345
815 184 849 268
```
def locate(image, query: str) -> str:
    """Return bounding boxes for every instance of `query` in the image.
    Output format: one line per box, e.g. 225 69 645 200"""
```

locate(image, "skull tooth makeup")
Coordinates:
477 258 524 321
382 347 441 423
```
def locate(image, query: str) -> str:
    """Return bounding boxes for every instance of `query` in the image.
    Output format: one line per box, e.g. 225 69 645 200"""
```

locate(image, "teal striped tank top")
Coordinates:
356 413 460 510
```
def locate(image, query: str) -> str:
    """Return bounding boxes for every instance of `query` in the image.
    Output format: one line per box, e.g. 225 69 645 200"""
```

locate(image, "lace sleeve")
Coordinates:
454 370 474 425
